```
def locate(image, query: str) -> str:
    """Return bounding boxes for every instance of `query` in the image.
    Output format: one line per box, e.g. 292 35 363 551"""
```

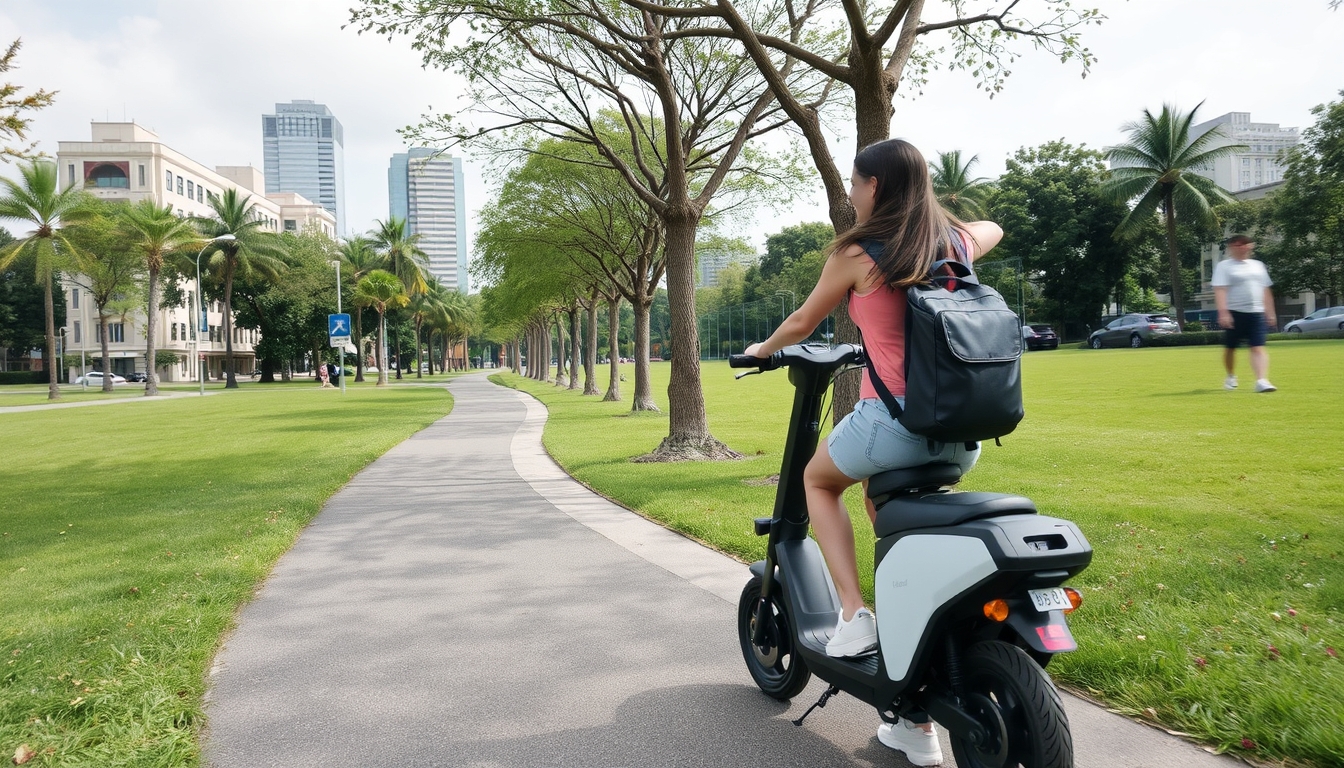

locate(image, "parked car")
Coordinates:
1284 306 1344 333
74 371 127 385
1021 324 1059 351
1088 313 1181 348
125 371 148 382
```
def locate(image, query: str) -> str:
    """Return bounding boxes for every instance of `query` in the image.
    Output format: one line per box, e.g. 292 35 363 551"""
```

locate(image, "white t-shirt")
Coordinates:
1211 257 1273 313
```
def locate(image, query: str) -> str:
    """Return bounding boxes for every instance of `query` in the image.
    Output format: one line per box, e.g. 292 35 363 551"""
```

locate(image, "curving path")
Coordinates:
202 373 1239 767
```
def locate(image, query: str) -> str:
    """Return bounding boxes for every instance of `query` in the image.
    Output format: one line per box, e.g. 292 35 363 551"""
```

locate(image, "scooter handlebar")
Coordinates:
729 352 781 370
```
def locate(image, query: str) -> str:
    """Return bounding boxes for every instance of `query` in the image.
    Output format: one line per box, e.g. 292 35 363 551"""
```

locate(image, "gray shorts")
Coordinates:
826 398 981 481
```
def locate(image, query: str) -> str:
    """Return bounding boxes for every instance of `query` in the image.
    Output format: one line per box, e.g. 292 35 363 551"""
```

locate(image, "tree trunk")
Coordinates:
643 210 738 461
223 264 238 388
377 311 389 386
354 308 365 382
1163 187 1185 330
630 295 657 411
583 299 598 396
603 296 621 401
395 325 403 380
569 307 581 391
98 312 112 392
43 270 59 400
415 319 423 378
554 314 566 386
512 337 521 374
145 266 161 396
260 358 276 383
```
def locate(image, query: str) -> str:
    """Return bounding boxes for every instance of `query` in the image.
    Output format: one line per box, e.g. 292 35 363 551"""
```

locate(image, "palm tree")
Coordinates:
370 217 430 295
353 270 409 386
0 160 92 400
192 189 287 387
407 284 443 378
120 200 201 395
337 236 381 382
930 150 994 221
432 288 472 372
1103 103 1245 329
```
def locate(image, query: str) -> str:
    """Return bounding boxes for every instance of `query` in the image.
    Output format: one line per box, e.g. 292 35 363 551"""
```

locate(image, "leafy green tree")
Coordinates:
1259 92 1344 303
1103 103 1245 328
370 217 430 296
0 160 92 399
991 141 1133 336
120 199 201 394
0 227 65 363
759 222 830 280
231 229 337 382
337 236 382 381
353 270 409 386
931 150 994 220
191 188 287 388
64 200 142 391
0 39 55 163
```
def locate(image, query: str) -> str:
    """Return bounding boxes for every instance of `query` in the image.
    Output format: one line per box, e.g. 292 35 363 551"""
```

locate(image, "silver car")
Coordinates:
1284 306 1344 333
1088 313 1181 349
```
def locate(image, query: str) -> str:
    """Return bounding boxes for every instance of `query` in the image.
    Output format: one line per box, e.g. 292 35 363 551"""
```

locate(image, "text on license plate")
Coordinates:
1028 587 1070 612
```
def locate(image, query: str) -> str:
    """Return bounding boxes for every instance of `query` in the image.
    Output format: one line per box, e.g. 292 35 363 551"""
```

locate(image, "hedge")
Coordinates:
0 371 46 385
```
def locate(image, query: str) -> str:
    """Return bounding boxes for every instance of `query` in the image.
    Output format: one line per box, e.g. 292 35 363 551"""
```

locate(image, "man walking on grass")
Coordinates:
1213 234 1277 392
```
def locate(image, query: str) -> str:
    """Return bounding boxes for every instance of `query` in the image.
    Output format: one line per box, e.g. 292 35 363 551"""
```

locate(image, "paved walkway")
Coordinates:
0 389 217 413
202 373 1239 767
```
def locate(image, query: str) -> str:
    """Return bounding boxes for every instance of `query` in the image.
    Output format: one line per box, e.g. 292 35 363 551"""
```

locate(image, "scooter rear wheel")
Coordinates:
737 576 811 700
950 640 1073 768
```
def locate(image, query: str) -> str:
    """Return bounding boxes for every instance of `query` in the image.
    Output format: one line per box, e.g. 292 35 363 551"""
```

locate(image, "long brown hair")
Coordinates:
830 139 970 288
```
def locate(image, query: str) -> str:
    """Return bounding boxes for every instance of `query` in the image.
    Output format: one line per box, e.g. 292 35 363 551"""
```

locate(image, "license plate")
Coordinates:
1028 587 1070 613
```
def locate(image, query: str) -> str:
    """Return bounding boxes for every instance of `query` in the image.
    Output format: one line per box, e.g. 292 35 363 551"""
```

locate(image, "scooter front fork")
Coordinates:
751 551 778 647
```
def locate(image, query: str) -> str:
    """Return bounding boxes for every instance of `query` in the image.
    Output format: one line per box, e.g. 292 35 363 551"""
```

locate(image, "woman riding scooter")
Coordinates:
744 138 1003 766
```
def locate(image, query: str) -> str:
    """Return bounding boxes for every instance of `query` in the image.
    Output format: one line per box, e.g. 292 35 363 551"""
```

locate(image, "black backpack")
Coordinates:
861 236 1024 445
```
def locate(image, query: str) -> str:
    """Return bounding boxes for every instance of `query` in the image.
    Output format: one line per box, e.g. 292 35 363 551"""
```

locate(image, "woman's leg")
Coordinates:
804 444 864 620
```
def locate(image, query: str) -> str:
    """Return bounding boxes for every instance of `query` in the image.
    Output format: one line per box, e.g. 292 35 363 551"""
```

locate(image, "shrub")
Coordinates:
0 371 45 385
1184 320 1205 332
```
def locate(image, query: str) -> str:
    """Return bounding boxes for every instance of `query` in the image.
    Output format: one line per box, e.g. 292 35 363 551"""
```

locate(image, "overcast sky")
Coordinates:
2 0 1341 266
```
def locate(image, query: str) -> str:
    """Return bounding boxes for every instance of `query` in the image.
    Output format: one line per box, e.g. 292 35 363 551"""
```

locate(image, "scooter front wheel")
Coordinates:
950 640 1073 768
737 576 810 700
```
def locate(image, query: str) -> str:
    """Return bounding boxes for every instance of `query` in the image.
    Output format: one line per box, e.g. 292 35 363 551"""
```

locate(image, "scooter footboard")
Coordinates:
772 539 842 653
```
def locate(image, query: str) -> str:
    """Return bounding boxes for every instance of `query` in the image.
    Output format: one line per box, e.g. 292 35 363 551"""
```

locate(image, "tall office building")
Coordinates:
262 100 346 233
1187 111 1299 192
389 148 469 292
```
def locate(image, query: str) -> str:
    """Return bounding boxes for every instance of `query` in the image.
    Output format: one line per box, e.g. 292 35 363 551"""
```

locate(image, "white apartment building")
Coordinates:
55 122 336 382
388 147 468 292
1189 112 1299 192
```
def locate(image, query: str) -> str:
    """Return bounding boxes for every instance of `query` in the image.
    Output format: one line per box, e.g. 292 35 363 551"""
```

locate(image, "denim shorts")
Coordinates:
826 398 980 481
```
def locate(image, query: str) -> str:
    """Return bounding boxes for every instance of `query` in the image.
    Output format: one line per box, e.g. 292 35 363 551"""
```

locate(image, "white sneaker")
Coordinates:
878 719 943 766
1255 379 1277 392
1224 375 1238 390
826 608 877 658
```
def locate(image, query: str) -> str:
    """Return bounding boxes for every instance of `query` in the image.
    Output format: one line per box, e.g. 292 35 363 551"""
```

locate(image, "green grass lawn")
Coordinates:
497 340 1344 767
0 385 454 767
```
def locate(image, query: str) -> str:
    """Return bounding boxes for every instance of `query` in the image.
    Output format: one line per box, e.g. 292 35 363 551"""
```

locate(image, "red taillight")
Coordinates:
1035 623 1077 652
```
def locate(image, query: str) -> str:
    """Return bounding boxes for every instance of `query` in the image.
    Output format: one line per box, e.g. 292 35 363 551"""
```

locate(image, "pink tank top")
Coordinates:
849 232 971 401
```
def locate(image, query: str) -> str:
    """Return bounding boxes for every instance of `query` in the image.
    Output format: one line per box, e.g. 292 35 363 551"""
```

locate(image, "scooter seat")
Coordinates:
867 462 964 502
874 491 1037 538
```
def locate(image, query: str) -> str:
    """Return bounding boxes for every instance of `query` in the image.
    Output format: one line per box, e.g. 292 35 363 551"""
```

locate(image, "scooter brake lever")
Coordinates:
735 369 763 380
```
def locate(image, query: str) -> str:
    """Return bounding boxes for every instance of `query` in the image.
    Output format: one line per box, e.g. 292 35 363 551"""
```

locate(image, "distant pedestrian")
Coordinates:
317 364 333 389
327 363 340 384
1213 234 1276 392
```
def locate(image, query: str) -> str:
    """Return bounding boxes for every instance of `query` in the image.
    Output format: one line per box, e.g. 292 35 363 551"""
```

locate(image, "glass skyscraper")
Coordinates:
388 148 469 293
262 100 345 233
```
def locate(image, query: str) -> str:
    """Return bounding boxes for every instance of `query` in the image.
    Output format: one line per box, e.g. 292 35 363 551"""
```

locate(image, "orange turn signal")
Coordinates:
983 599 1010 622
1063 587 1083 614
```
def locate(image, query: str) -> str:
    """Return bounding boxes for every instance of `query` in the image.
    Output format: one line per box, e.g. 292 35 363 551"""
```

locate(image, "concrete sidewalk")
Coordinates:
202 373 1239 767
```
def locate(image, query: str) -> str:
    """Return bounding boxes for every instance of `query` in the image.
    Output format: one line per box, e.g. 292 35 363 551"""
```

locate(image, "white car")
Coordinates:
74 371 128 385
1284 306 1344 333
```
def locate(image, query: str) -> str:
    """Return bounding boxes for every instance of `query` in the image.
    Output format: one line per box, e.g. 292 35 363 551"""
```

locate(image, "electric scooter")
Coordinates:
730 343 1092 768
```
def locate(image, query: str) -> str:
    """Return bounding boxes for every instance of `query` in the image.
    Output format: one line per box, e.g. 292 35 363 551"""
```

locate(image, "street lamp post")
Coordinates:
774 290 796 327
330 259 345 394
196 234 236 396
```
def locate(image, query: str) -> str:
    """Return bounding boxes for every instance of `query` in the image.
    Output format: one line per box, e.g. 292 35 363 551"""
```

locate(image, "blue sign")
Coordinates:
328 313 352 337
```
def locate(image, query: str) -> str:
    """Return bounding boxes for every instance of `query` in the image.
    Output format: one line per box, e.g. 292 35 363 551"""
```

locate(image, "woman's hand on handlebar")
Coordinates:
744 342 767 358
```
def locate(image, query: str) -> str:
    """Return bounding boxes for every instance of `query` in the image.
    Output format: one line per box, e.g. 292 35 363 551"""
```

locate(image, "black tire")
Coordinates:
1338 321 1344 331
1089 337 1102 350
1129 334 1142 348
1289 326 1302 333
737 576 810 700
949 641 1073 768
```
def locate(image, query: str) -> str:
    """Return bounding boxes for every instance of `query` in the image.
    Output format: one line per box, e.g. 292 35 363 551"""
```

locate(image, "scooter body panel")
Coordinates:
874 534 999 680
